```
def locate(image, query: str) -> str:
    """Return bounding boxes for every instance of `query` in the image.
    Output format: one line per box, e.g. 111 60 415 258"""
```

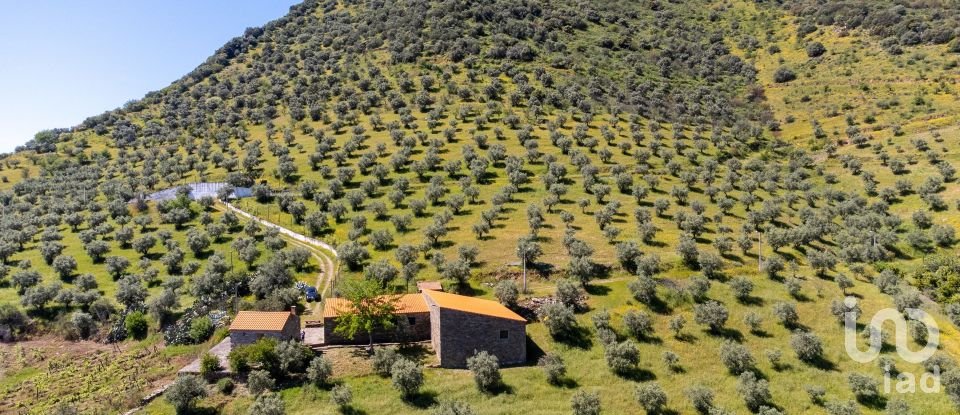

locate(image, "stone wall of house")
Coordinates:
434 308 527 368
323 312 431 345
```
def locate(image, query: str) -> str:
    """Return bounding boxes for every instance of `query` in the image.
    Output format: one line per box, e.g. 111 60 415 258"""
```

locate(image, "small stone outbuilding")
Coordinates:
421 289 527 368
323 294 431 344
229 308 300 345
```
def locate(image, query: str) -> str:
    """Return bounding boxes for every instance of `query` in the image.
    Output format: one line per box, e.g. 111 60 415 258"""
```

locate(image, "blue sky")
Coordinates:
0 1 297 153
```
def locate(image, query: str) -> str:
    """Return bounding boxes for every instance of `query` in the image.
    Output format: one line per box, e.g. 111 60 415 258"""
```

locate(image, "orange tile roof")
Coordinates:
323 294 428 318
422 290 526 322
229 311 295 332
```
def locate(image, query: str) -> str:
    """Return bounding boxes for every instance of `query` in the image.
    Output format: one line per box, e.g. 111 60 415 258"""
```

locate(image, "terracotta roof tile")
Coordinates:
323 294 428 318
229 311 295 332
416 281 443 292
422 290 526 322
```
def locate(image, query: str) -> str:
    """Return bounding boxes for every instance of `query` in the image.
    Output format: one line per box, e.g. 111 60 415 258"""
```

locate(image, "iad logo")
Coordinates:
843 297 941 393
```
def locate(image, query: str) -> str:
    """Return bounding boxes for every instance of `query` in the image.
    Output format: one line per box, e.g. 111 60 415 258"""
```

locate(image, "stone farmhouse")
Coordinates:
229 308 300 345
323 289 527 368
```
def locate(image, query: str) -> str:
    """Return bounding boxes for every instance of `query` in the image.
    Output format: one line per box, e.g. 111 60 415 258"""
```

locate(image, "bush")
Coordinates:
719 341 755 375
124 311 148 340
248 369 275 396
687 276 710 302
634 382 668 413
248 392 285 415
629 274 657 304
693 301 728 332
773 302 800 328
391 358 424 398
791 331 824 363
571 390 601 415
729 276 754 301
623 310 654 339
276 340 313 376
737 371 771 412
190 316 214 343
538 302 577 339
373 347 400 377
556 278 582 308
806 42 826 57
847 372 879 403
330 384 352 409
431 400 476 415
199 353 222 381
685 385 714 413
466 350 501 392
805 385 826 405
217 378 234 395
306 356 333 387
823 400 859 415
494 279 520 307
605 340 640 375
165 374 207 415
773 67 796 83
538 353 566 385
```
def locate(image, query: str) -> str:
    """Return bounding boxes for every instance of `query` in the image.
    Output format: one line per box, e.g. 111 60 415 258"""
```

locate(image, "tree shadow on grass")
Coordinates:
404 390 438 409
584 284 611 296
556 326 594 350
615 366 657 382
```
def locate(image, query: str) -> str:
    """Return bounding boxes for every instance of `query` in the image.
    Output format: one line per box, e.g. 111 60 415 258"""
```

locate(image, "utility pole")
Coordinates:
522 253 527 294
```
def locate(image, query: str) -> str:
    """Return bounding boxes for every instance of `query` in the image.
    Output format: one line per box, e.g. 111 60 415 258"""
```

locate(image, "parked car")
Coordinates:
305 286 319 302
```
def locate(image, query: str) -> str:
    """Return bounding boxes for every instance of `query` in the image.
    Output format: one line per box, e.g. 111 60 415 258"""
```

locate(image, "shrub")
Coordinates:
744 312 763 333
773 302 800 328
687 276 711 302
431 400 476 415
791 331 824 363
494 279 520 307
538 353 566 385
571 390 601 415
806 42 826 57
556 278 581 308
248 392 285 415
823 400 859 415
773 67 796 83
190 316 214 343
629 274 657 304
605 340 640 375
538 302 577 339
685 385 714 413
216 378 234 395
729 276 754 301
719 341 755 374
165 374 207 415
330 384 353 409
199 353 221 382
623 310 654 339
805 385 826 405
124 311 148 340
391 358 424 398
248 369 275 396
662 351 680 371
373 347 399 377
693 301 728 332
270 340 304 369
737 371 771 412
847 372 879 403
466 350 501 392
306 356 333 387
634 382 668 413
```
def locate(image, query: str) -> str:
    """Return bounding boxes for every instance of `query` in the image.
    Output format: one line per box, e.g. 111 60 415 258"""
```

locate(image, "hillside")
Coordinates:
3 0 960 414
